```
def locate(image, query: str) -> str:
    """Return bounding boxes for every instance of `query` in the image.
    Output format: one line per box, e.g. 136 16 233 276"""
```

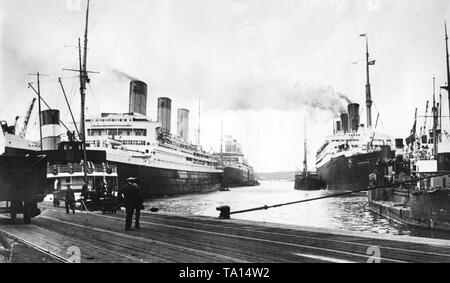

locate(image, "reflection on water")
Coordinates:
144 180 450 240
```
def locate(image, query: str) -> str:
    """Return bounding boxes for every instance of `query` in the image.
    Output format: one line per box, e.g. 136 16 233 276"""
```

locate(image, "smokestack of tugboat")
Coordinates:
158 97 172 133
41 109 61 150
177 109 189 143
340 113 349 133
347 103 360 132
129 81 148 116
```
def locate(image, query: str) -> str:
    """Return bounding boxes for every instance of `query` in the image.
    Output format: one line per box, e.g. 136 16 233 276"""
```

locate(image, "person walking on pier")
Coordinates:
65 185 76 214
119 177 143 231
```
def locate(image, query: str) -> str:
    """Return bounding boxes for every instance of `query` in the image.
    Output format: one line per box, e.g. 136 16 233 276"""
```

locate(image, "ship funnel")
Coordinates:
336 121 342 132
129 81 148 116
224 135 240 153
347 103 360 132
395 138 405 157
395 138 404 149
177 109 189 143
225 135 233 153
157 97 172 133
41 109 61 150
340 113 349 133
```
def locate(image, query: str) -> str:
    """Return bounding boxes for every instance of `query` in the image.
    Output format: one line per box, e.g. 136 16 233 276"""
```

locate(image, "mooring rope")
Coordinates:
228 171 450 216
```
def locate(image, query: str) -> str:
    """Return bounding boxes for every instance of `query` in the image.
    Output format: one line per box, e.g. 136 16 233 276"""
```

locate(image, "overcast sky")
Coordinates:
1 0 450 172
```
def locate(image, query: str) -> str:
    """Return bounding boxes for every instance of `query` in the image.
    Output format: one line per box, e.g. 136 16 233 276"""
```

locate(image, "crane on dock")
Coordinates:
421 100 429 137
405 108 418 152
13 116 19 135
412 108 418 136
18 98 36 138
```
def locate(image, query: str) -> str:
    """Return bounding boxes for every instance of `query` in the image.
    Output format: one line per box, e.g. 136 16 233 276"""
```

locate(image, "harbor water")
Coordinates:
145 180 450 241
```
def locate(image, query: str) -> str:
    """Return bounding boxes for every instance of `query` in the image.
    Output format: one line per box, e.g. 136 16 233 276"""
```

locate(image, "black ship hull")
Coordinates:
42 146 222 199
368 158 450 231
294 172 325 191
368 189 450 231
317 146 394 191
222 166 259 188
114 161 222 199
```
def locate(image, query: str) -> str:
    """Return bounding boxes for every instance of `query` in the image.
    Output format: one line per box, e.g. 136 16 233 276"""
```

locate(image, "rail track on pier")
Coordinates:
1 202 450 263
0 227 68 263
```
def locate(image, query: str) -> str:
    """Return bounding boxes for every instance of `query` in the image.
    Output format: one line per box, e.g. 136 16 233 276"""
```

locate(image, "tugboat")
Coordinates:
294 172 325 191
368 25 450 231
295 121 325 190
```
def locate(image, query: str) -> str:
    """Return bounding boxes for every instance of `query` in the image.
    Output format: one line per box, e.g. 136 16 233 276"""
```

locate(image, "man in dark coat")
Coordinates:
81 182 89 201
65 185 76 214
97 181 106 197
119 177 143 231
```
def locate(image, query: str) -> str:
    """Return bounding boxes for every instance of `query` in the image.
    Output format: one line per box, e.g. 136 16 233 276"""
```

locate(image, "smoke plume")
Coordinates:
215 78 352 116
111 68 140 81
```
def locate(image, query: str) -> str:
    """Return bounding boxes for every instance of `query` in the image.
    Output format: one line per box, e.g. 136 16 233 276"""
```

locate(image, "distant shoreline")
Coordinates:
255 171 295 181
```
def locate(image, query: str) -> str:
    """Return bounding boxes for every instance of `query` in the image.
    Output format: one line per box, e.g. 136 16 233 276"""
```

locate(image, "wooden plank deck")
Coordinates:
1 202 450 263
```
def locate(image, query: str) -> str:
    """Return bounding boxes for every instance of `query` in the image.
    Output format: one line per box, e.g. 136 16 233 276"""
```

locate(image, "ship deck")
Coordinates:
2 202 450 263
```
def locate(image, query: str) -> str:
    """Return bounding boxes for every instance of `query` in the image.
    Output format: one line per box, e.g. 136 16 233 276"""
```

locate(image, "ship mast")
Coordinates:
197 99 201 145
440 89 443 131
360 34 374 129
33 73 43 151
303 119 308 176
37 73 43 150
444 22 450 126
433 77 438 157
79 0 90 184
220 116 223 167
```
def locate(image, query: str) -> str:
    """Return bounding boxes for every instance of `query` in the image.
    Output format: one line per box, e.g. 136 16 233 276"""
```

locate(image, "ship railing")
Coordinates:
47 163 118 175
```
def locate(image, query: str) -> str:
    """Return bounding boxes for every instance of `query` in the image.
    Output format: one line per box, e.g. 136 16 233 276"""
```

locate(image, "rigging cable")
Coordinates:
223 171 450 217
28 83 71 133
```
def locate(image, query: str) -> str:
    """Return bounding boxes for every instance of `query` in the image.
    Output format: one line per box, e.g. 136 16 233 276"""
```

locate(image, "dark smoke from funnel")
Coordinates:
111 68 140 81
222 80 352 116
299 84 353 115
302 90 352 115
338 93 352 104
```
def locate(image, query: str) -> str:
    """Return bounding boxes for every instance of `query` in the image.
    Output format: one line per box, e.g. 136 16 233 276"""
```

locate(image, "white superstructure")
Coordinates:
85 112 221 173
316 122 393 169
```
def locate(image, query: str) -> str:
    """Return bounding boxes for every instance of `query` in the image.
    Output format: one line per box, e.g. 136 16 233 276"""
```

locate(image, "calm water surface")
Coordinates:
144 180 450 240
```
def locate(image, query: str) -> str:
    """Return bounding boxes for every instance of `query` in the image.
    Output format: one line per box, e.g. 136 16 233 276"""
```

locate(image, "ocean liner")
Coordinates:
21 0 222 199
82 89 223 198
316 35 395 191
214 135 258 188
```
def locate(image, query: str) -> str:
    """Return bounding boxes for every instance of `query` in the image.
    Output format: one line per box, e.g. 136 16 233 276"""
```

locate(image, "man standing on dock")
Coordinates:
65 185 76 214
119 177 143 231
81 182 88 201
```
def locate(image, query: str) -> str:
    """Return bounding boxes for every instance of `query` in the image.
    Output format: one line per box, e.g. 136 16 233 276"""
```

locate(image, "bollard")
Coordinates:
216 206 231 219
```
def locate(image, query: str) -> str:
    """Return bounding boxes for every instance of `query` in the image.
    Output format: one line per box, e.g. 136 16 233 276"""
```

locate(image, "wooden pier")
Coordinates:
1 202 450 263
